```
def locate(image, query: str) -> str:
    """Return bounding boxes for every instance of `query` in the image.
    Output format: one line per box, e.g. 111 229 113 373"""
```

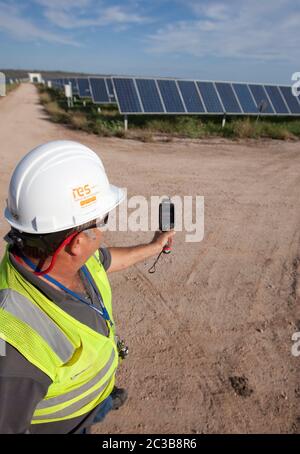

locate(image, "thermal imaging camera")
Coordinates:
159 198 175 254
159 198 174 231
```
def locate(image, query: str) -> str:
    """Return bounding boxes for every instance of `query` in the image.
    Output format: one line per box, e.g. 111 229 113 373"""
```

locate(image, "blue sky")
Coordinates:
0 0 299 84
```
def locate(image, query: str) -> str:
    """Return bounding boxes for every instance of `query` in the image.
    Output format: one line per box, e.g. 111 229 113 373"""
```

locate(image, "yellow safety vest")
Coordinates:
0 247 118 424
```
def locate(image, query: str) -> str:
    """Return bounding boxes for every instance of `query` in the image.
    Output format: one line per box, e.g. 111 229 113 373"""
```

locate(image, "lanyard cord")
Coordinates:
19 253 113 327
80 265 113 326
148 250 164 274
33 232 78 276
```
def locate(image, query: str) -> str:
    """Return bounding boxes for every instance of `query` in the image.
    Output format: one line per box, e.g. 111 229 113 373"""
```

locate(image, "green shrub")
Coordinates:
256 121 296 140
92 118 124 137
280 121 300 138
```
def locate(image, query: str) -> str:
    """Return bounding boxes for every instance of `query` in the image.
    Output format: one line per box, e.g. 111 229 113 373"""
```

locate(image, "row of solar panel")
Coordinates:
50 78 79 95
111 78 300 116
49 77 300 116
50 77 116 103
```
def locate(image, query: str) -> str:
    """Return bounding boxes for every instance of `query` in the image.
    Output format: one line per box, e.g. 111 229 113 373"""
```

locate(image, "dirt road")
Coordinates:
1 84 299 433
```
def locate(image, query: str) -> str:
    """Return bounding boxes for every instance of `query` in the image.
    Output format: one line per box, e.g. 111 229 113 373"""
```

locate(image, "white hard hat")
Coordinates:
5 140 125 234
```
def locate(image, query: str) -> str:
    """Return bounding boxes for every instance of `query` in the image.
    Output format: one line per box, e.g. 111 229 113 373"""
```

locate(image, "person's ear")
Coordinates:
67 233 86 256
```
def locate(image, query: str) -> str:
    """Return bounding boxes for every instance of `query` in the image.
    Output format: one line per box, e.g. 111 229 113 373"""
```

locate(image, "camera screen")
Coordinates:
159 200 175 231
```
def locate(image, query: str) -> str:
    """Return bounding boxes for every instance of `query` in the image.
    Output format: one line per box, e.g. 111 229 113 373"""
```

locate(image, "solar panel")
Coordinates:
279 86 300 114
215 82 242 113
77 78 91 98
177 81 205 113
106 78 114 95
105 78 116 102
68 78 78 95
264 85 289 114
232 83 258 114
89 78 110 103
197 82 224 113
157 80 186 113
248 84 274 113
113 78 142 113
135 79 164 113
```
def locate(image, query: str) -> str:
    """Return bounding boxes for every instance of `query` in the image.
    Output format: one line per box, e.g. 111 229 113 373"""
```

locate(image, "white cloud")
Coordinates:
35 0 91 10
148 0 300 62
34 0 148 30
189 2 230 21
0 3 80 46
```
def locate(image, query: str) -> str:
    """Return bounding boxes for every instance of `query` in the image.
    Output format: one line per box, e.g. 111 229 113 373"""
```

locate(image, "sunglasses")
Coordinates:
80 214 109 234
98 214 109 228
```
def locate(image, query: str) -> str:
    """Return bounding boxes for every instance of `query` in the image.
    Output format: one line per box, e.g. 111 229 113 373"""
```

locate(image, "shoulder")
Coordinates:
98 247 112 271
0 342 51 387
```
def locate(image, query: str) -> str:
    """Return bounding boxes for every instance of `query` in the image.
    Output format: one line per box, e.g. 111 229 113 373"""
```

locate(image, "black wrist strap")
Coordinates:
148 250 164 274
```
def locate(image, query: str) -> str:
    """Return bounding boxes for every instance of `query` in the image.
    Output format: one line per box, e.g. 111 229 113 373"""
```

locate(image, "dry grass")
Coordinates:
0 83 20 99
233 118 256 138
44 101 69 123
69 111 89 130
125 129 154 142
6 83 20 95
39 92 52 105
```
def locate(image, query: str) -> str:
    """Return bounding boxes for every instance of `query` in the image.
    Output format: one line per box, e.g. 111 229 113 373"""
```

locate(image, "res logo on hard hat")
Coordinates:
72 183 100 208
72 184 92 199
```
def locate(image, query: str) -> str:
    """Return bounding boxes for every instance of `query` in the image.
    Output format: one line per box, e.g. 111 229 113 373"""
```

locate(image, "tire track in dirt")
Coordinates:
185 228 222 286
133 265 200 356
131 265 226 426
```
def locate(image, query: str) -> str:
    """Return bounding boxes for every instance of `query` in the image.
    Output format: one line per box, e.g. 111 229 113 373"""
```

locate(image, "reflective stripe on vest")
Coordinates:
35 349 115 410
32 376 113 420
0 288 74 363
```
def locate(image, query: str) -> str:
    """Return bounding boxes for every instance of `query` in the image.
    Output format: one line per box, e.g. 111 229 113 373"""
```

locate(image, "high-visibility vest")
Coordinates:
0 247 118 424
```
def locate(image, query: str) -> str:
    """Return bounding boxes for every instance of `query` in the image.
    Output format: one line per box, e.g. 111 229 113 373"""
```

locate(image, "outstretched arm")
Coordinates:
107 230 175 273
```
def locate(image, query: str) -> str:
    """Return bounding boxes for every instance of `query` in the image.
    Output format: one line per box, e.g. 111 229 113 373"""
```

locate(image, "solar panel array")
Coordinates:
50 76 116 103
50 78 79 95
47 76 300 116
111 77 300 116
77 78 91 98
89 77 116 104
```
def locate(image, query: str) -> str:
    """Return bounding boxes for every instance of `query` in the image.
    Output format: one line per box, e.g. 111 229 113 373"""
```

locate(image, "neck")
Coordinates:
18 251 83 291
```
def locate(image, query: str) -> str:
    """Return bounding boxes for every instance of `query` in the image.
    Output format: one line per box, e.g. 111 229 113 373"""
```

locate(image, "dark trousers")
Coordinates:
80 396 113 434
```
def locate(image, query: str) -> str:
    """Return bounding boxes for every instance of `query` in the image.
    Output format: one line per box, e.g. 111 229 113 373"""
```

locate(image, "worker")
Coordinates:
0 140 175 434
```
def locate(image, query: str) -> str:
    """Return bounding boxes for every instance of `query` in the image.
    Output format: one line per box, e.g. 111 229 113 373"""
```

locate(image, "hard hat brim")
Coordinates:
100 183 126 219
